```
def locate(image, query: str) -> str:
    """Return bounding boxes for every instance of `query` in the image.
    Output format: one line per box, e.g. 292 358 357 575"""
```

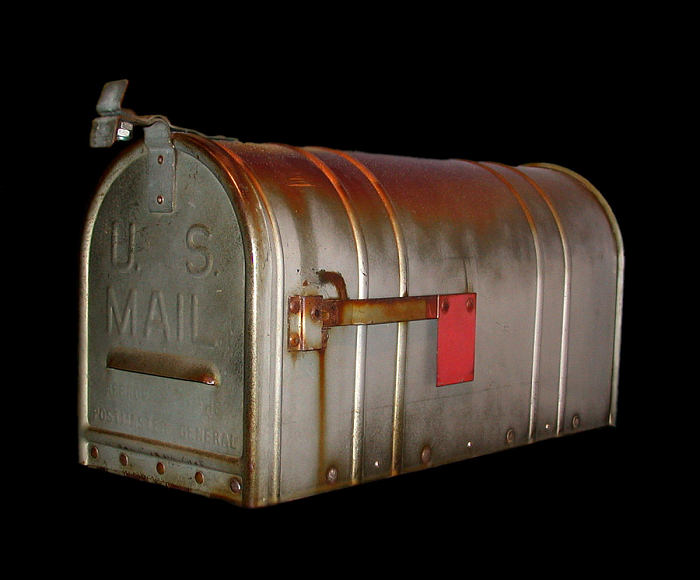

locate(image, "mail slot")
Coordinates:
78 80 624 507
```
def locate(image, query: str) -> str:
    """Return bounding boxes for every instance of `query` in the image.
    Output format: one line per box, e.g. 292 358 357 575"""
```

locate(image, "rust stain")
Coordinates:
317 348 326 485
323 295 439 327
123 471 149 483
317 148 408 297
317 269 348 300
107 346 220 387
165 482 192 493
85 426 240 464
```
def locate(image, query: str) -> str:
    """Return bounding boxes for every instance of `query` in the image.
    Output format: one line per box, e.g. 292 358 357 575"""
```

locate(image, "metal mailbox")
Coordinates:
78 80 624 507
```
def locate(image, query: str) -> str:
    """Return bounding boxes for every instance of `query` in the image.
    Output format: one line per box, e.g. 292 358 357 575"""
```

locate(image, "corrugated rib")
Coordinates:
320 149 409 476
208 140 286 503
512 165 573 435
295 146 370 484
526 163 623 427
471 161 544 442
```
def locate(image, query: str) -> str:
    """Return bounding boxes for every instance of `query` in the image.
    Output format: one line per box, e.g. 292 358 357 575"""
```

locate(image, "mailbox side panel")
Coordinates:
341 154 623 471
211 145 624 505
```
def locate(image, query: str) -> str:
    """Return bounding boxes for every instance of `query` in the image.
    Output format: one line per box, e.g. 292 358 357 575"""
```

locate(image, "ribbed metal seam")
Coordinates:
295 146 370 484
505 165 573 435
470 161 544 442
321 149 409 476
526 163 623 427
208 140 286 503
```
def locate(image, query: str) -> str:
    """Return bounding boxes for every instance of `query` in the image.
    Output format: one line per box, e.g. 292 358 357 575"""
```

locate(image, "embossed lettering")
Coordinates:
186 224 212 277
106 383 147 402
105 288 216 346
179 425 236 449
145 290 171 340
191 294 214 346
177 292 185 342
111 221 135 272
91 405 237 451
92 406 166 434
202 400 222 418
107 287 136 336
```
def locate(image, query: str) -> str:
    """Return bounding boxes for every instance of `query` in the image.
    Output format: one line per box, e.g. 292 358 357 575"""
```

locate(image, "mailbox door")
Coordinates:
80 143 247 501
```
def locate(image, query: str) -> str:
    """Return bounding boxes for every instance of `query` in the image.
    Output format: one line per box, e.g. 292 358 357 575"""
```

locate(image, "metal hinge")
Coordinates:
90 79 174 148
288 293 477 386
143 121 175 213
90 79 175 213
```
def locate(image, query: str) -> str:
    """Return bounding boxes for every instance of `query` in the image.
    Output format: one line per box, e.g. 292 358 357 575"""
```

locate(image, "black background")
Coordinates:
32 20 674 566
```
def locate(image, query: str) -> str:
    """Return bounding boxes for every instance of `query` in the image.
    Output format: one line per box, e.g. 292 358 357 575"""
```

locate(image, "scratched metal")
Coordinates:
80 126 623 507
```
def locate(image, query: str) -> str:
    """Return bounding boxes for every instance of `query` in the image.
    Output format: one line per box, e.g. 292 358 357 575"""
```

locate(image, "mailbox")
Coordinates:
78 80 624 507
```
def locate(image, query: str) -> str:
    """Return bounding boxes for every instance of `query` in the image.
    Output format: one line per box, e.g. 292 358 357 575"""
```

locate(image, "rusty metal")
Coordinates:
79 80 624 508
287 295 326 351
288 294 447 331
324 295 438 327
287 292 477 387
420 445 432 465
106 346 220 386
326 466 339 484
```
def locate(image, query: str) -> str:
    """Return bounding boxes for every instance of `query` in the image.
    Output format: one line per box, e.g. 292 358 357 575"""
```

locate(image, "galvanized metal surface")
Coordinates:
79 95 624 507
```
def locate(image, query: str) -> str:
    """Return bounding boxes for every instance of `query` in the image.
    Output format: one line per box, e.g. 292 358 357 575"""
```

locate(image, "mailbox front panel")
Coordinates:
80 144 247 501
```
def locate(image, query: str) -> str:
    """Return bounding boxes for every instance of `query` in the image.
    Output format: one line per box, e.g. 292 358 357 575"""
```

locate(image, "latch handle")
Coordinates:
90 79 173 148
89 80 176 212
288 293 476 386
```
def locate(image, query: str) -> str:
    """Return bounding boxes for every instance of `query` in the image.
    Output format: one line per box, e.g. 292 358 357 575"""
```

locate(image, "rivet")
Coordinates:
572 415 581 429
505 428 515 444
466 441 472 448
119 452 129 466
156 194 164 204
326 466 338 484
289 298 300 314
544 423 551 431
311 307 322 321
420 444 432 465
90 445 99 459
156 462 165 475
229 477 241 494
289 332 300 348
195 471 204 485
157 154 164 165
465 297 475 312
